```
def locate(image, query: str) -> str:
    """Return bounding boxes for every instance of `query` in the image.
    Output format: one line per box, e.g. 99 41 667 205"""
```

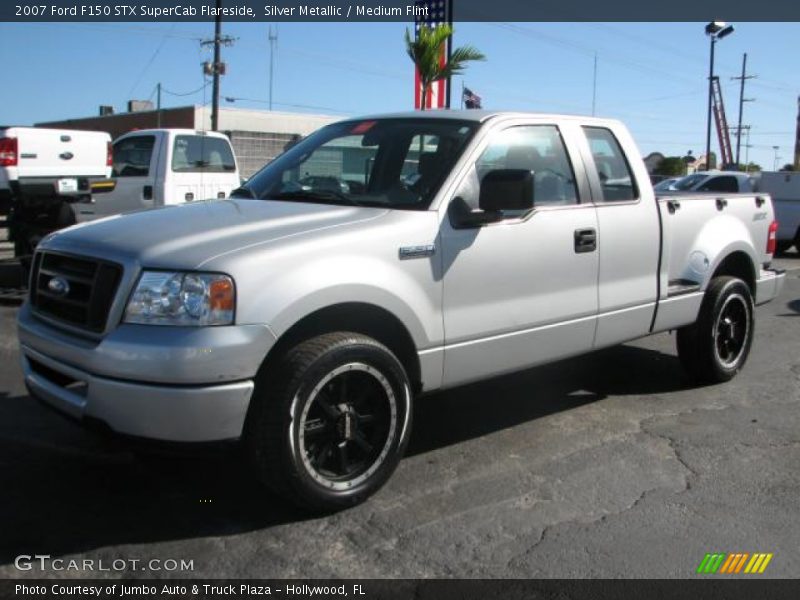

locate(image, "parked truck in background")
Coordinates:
17 111 785 511
78 129 240 222
0 127 111 256
661 170 755 194
752 170 800 253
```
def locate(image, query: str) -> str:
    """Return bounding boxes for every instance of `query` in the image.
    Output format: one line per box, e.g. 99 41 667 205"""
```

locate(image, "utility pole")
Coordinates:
201 0 235 131
268 25 278 111
773 146 781 171
731 53 756 167
744 126 752 171
795 95 800 170
210 0 222 131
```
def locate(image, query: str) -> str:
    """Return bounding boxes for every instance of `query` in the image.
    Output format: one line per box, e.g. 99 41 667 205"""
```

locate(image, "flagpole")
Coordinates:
445 0 453 109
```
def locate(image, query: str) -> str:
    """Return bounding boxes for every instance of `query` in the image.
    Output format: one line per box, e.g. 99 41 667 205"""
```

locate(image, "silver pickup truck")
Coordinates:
17 112 786 510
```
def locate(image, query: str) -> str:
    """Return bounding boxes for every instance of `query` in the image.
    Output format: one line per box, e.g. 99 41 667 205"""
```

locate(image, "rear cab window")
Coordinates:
112 135 155 177
583 127 638 202
172 135 236 173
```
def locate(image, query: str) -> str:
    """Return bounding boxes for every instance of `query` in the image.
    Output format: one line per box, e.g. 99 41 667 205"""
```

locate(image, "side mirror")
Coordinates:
479 169 534 212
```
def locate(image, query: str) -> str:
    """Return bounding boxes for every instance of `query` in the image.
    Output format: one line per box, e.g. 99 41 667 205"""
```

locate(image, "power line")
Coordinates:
126 22 177 98
223 95 351 115
161 82 211 97
491 22 699 88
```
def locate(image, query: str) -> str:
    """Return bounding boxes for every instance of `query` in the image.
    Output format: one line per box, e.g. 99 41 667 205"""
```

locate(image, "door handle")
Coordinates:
143 185 153 200
755 196 766 208
574 228 597 253
667 199 681 213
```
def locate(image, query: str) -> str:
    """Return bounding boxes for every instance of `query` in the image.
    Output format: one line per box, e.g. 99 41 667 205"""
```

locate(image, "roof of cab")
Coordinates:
339 109 622 126
116 128 230 138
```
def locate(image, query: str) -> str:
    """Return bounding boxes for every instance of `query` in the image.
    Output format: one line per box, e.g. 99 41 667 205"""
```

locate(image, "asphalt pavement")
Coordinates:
0 253 798 579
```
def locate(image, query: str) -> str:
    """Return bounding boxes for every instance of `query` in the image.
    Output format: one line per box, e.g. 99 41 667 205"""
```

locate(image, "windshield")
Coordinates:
236 118 479 210
653 178 677 191
671 173 708 191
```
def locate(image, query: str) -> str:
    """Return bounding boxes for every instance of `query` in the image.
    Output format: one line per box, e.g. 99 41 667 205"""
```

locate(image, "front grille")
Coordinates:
30 251 122 332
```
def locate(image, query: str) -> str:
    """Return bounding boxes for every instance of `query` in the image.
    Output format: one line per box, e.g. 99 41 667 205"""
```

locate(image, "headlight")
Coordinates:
124 271 235 326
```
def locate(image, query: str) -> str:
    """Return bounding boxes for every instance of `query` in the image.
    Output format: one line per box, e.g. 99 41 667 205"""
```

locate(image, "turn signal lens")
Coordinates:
209 278 235 312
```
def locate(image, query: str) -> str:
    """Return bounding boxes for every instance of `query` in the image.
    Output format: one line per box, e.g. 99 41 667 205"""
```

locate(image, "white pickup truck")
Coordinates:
78 129 240 222
18 112 785 510
1 126 111 255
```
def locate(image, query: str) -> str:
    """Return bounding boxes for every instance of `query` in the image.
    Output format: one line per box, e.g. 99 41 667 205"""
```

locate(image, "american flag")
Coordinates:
463 86 482 109
414 0 452 110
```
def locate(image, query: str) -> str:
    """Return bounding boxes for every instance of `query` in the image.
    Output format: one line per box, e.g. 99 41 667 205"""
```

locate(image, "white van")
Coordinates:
753 170 800 252
78 129 240 221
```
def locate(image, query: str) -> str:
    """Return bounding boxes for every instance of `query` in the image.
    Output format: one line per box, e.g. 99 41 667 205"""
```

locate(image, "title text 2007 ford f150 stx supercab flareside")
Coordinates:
18 112 785 510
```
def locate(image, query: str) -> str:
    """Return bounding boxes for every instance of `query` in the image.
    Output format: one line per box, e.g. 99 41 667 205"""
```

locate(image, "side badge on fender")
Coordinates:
399 244 436 260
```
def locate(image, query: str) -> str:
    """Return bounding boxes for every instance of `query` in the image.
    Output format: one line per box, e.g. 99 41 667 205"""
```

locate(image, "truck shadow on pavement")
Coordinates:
0 343 691 565
779 298 800 316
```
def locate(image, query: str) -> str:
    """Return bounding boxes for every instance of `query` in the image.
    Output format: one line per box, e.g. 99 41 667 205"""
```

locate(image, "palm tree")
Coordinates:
405 25 485 110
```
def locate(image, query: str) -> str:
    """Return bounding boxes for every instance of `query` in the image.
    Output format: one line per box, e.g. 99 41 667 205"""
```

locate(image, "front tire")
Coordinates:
676 276 754 384
245 332 413 511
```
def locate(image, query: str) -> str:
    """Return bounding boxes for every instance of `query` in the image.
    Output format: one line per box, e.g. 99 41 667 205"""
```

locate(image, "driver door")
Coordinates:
77 134 159 222
439 122 599 386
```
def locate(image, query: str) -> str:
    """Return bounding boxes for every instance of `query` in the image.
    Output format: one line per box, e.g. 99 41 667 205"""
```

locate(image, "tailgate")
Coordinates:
12 128 110 179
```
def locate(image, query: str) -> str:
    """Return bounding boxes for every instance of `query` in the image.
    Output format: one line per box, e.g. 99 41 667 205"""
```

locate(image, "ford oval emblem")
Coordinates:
47 277 70 296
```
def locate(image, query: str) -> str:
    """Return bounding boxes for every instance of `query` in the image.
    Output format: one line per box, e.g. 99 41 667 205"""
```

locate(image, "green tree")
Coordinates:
739 162 762 173
405 24 485 110
654 157 687 177
779 163 796 172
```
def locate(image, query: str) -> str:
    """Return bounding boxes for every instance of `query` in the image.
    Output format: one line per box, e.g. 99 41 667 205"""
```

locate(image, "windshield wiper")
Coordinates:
270 189 362 206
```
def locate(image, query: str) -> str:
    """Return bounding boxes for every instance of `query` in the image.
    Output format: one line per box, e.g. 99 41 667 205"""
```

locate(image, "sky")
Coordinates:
0 20 798 169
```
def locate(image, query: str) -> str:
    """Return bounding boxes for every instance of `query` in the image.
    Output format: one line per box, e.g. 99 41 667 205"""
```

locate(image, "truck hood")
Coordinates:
41 199 389 268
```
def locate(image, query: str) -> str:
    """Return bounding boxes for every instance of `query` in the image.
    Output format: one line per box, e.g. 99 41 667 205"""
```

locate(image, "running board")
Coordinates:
667 279 701 297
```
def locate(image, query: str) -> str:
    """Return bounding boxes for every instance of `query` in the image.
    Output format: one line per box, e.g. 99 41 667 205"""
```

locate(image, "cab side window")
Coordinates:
468 125 578 216
698 176 738 193
112 136 155 178
583 127 638 202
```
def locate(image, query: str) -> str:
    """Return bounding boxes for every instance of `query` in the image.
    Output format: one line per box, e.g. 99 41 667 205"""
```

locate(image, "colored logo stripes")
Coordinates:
697 553 773 574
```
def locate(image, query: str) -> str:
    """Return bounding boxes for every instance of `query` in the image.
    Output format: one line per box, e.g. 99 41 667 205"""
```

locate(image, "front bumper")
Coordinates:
18 303 276 442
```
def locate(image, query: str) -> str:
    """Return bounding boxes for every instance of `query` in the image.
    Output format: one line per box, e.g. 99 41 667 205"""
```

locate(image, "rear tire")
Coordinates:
676 276 754 384
775 240 792 255
245 332 413 512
